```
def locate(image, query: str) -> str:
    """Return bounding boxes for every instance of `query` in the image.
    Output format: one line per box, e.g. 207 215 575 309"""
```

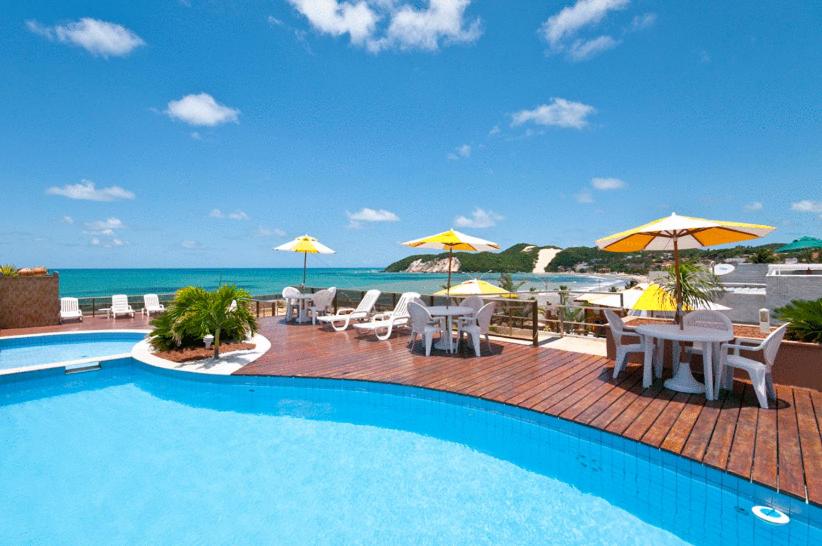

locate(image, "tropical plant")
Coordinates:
658 260 725 314
775 298 822 344
149 285 257 357
0 264 18 277
498 272 525 293
749 247 777 264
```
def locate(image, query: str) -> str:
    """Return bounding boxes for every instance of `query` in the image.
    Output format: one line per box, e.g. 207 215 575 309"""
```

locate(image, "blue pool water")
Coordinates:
0 332 145 370
1 363 818 545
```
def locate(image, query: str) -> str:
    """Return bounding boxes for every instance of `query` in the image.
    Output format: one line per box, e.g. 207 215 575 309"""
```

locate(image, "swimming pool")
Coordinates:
0 332 146 371
1 362 818 545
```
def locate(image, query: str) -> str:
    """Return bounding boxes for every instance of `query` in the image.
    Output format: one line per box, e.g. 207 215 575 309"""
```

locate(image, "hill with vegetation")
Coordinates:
384 244 560 273
385 242 818 274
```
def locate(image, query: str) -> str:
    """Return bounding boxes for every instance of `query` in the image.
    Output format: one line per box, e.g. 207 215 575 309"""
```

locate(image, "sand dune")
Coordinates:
532 248 561 273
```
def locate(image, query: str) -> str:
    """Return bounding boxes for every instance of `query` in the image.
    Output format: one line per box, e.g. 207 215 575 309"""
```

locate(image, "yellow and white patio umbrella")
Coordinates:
402 229 499 299
596 213 774 323
275 234 335 287
632 283 729 312
434 278 513 298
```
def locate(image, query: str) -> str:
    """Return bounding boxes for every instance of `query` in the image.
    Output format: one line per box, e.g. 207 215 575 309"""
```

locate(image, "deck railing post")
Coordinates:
256 300 260 318
531 300 539 347
92 297 96 317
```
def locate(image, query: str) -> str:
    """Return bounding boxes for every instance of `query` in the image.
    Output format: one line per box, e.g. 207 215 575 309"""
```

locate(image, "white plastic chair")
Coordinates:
60 297 83 323
110 294 135 319
308 287 337 325
683 310 733 361
408 301 444 356
460 302 496 356
317 289 381 331
457 295 484 329
282 286 301 322
353 292 420 341
605 309 646 379
142 294 165 317
717 324 788 409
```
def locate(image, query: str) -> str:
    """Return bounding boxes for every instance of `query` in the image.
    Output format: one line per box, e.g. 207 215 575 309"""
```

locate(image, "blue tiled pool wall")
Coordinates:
0 332 146 349
3 359 820 546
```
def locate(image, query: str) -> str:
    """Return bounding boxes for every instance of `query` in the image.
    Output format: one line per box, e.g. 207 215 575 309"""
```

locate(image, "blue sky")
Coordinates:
1 0 820 268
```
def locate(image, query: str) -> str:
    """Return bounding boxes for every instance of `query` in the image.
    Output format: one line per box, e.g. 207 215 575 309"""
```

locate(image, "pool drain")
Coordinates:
751 505 790 525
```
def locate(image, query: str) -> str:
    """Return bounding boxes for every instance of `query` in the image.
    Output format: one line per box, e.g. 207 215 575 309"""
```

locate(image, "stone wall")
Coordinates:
0 274 60 329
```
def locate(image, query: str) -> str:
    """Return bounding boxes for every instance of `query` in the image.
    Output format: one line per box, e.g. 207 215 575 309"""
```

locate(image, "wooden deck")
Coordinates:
2 315 820 506
237 318 822 506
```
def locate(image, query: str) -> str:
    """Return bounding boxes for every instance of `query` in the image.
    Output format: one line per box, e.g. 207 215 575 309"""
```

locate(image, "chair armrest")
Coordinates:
721 341 763 355
336 307 355 315
371 312 390 321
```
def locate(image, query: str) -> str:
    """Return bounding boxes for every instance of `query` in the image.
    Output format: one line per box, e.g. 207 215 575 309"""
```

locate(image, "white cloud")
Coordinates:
267 16 285 27
511 98 595 129
47 180 135 201
447 143 471 160
85 217 126 247
791 200 822 213
181 240 204 250
61 215 75 224
744 201 763 211
454 208 502 228
27 18 145 58
288 0 481 53
488 125 500 136
575 190 594 204
210 209 249 221
165 93 240 127
591 177 625 190
630 12 657 31
347 207 400 227
567 35 619 61
540 0 629 61
256 226 288 238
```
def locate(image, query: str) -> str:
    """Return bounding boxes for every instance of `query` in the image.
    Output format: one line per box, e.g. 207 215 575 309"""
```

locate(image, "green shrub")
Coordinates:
149 285 258 357
775 299 822 344
0 264 18 277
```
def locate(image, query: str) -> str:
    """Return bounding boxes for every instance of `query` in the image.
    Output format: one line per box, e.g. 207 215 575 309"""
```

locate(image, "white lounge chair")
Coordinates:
60 297 83 323
110 294 135 319
353 292 420 341
308 287 337 325
408 301 445 356
142 294 165 317
459 301 496 356
717 324 788 409
605 309 646 379
317 289 381 331
282 286 301 322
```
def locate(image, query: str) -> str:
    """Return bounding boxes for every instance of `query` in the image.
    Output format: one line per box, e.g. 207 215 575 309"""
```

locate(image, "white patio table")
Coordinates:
427 305 473 353
289 293 315 324
634 323 733 400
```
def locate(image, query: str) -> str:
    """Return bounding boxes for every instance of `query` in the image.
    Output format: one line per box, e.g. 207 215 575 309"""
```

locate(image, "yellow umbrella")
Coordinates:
274 234 335 286
402 229 499 299
596 213 774 323
632 283 729 312
434 278 513 298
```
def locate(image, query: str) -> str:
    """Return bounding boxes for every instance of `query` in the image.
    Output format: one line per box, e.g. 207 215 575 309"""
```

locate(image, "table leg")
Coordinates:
643 339 655 388
654 339 664 378
703 341 715 400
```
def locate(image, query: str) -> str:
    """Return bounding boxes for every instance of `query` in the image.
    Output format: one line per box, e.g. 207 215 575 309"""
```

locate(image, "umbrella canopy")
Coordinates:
576 284 649 309
274 234 335 286
776 236 822 253
402 229 499 301
596 213 773 325
632 283 729 312
434 278 512 297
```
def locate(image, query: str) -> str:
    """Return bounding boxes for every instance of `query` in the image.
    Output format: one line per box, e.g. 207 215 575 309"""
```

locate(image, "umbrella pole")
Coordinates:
674 237 683 329
446 248 453 307
302 252 307 288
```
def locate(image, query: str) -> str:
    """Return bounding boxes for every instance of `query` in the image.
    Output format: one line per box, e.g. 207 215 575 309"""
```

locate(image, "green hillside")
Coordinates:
384 244 559 273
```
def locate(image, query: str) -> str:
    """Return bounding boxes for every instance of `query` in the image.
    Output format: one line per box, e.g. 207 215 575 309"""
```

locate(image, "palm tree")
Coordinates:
498 272 525 293
776 299 822 343
658 261 724 317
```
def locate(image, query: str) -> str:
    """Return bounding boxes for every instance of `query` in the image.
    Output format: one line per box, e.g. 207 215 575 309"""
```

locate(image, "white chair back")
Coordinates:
144 294 161 309
111 294 130 312
604 309 626 336
354 289 381 314
282 286 301 300
408 301 433 332
61 297 79 313
311 289 335 311
461 296 484 315
474 302 496 334
392 292 420 319
762 323 788 367
683 310 732 333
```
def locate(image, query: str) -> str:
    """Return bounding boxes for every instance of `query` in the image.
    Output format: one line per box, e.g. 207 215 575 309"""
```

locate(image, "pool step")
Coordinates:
64 362 102 374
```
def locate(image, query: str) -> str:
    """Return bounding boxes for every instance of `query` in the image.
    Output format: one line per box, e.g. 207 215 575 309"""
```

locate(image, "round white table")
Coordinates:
634 324 733 400
288 293 315 323
427 306 473 353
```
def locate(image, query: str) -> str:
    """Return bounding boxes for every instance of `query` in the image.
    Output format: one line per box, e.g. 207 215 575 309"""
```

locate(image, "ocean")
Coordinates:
54 268 625 298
